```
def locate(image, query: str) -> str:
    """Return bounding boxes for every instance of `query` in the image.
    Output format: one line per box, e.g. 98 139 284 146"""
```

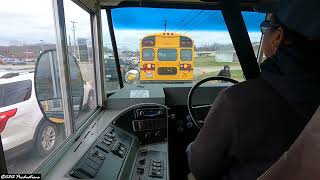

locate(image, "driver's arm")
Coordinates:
188 90 235 180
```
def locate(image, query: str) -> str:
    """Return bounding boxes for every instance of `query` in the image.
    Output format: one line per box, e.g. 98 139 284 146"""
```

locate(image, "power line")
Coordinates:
167 10 195 31
168 10 197 32
182 12 213 34
175 10 204 32
180 12 211 34
182 11 219 34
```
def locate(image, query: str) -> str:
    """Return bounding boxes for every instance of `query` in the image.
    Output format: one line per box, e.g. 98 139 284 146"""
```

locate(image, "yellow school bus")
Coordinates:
140 32 194 83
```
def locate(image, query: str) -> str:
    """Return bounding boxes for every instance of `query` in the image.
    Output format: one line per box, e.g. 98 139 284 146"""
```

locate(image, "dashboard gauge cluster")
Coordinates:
132 107 168 145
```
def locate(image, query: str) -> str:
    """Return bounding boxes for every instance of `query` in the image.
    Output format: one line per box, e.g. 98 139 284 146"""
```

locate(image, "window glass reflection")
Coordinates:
0 0 66 173
101 10 122 94
64 0 98 129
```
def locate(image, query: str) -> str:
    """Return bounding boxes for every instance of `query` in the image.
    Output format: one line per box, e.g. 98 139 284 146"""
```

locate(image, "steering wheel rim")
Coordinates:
187 76 239 129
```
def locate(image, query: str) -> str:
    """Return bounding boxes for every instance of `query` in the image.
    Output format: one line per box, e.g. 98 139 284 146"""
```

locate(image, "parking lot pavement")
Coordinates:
6 134 65 174
7 154 45 173
0 64 35 71
194 66 242 75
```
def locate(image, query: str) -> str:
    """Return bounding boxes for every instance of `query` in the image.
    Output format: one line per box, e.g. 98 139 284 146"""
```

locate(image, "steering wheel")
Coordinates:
187 76 239 129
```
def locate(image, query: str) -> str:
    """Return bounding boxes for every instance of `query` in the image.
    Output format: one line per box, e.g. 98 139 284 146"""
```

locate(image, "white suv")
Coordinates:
0 72 95 160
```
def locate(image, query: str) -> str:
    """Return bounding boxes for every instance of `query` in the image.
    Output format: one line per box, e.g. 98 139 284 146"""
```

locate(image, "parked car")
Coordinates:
0 72 95 160
0 72 50 159
1 57 14 64
83 81 96 111
123 58 132 65
12 59 27 65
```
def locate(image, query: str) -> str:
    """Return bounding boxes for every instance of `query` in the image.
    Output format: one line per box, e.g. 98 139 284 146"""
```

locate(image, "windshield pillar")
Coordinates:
106 9 124 88
91 7 106 107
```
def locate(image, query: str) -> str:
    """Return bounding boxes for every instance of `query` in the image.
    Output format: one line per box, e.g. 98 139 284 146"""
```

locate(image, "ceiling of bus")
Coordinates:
101 0 205 7
99 0 279 7
72 0 278 14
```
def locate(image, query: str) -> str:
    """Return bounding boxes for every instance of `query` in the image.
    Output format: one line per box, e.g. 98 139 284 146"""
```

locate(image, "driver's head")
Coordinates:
261 14 283 58
261 0 320 58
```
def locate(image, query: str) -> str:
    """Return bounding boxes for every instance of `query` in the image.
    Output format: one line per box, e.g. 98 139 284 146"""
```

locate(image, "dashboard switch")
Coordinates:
139 158 146 165
152 171 161 176
154 130 161 137
139 110 144 117
119 146 125 151
111 142 127 158
104 136 113 142
85 159 100 170
91 149 105 160
106 131 116 138
136 167 144 174
152 166 161 171
152 162 162 167
77 163 97 178
150 170 163 178
139 149 148 156
96 142 109 153
108 127 115 133
152 159 162 163
104 140 112 145
144 132 152 139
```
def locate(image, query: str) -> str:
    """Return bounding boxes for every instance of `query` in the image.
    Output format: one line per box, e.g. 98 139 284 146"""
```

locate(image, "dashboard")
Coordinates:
45 103 169 180
42 84 227 180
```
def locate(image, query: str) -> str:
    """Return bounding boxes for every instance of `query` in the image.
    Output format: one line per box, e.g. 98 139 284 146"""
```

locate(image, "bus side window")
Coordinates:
64 0 98 129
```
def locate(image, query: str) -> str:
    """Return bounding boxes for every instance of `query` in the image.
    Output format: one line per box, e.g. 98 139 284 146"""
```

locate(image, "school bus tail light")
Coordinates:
180 64 192 70
142 63 155 70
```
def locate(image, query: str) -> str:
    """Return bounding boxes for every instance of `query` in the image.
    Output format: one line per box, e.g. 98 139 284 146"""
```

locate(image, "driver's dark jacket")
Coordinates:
188 77 311 180
188 43 320 180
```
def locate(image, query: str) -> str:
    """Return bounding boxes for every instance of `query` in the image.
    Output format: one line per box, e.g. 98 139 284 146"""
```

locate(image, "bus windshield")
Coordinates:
103 8 265 85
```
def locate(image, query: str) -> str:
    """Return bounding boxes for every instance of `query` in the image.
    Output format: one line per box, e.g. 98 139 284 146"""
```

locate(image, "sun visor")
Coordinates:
254 0 279 13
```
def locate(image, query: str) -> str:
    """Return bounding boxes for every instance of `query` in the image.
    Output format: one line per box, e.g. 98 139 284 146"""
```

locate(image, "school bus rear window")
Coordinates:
142 48 154 61
181 49 192 61
158 49 177 61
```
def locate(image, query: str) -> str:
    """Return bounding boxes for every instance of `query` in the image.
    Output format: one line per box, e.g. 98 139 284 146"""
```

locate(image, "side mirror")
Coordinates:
34 49 84 122
124 69 140 84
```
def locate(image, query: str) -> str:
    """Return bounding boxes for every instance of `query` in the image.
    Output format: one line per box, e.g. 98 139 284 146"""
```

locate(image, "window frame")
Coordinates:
32 0 104 175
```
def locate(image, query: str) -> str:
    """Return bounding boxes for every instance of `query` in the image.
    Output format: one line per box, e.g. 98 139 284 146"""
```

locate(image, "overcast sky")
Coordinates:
0 0 264 50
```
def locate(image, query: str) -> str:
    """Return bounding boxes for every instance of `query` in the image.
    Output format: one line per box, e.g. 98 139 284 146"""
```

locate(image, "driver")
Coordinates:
187 0 320 179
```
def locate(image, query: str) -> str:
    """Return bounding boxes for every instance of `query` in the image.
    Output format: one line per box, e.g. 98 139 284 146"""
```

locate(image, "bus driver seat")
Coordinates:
257 105 320 180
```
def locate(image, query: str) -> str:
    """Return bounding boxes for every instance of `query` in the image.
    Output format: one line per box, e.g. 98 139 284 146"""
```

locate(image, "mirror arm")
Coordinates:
106 8 124 88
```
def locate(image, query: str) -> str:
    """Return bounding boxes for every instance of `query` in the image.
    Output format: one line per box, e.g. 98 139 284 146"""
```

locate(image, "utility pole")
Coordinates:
70 21 78 57
68 35 72 47
40 40 44 52
164 19 167 32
